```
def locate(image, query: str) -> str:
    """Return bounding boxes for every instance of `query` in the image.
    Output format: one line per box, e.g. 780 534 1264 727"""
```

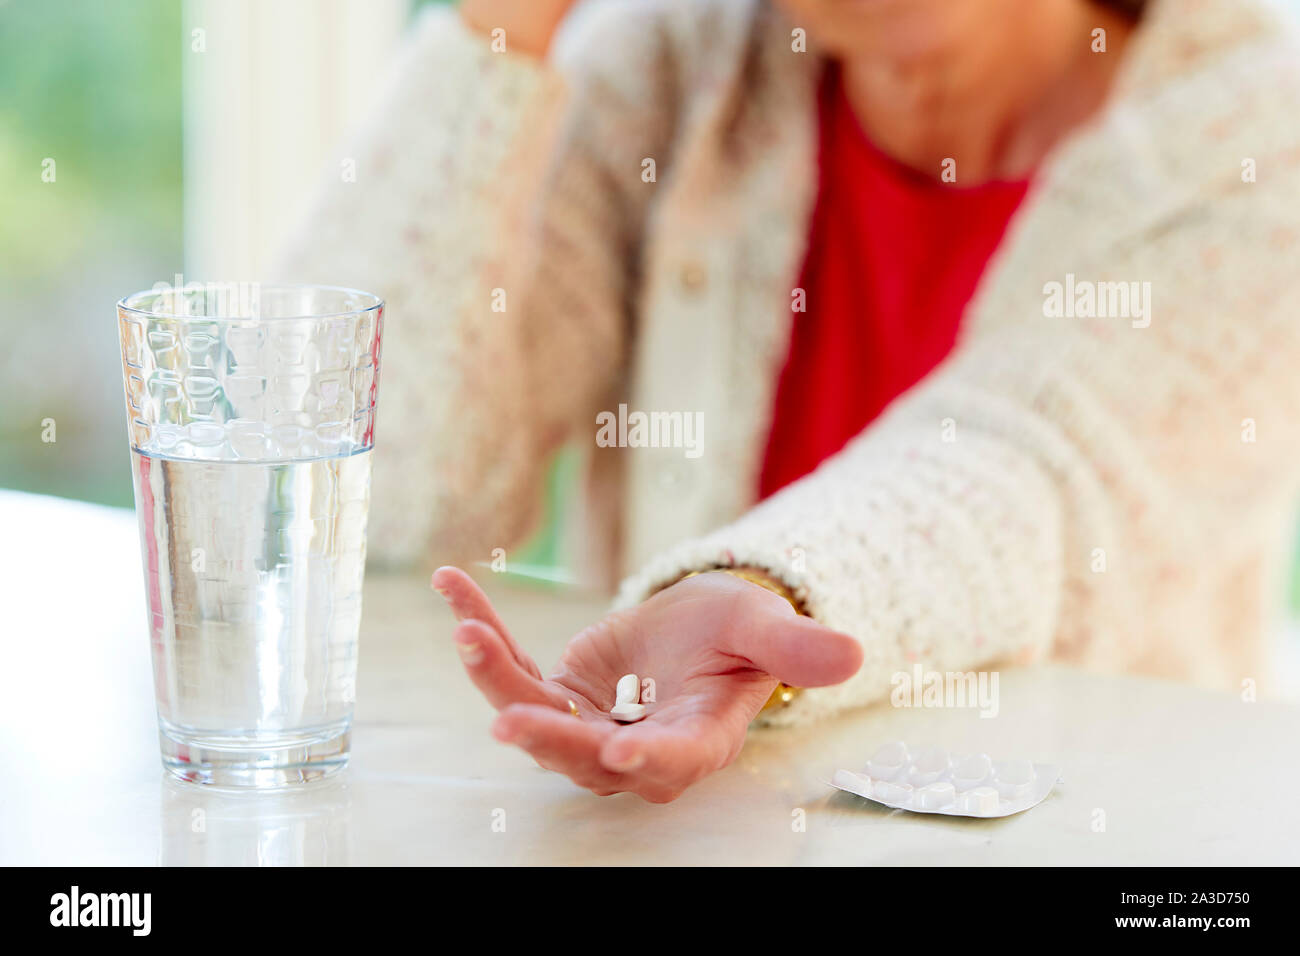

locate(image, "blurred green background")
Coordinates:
0 0 182 505
0 0 572 571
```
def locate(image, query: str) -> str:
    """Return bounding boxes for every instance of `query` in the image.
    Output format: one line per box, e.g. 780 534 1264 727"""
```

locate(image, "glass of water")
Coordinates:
117 283 383 787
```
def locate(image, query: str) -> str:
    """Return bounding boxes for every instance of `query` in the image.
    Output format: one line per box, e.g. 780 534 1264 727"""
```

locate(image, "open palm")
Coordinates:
432 566 862 802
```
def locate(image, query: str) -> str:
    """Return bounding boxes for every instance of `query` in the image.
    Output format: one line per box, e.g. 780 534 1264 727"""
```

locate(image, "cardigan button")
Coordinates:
679 261 708 293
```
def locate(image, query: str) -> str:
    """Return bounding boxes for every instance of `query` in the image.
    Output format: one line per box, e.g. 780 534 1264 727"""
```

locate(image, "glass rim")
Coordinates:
117 283 384 323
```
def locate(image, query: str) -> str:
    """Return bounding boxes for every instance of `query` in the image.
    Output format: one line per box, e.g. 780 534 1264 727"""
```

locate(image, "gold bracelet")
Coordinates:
679 567 803 713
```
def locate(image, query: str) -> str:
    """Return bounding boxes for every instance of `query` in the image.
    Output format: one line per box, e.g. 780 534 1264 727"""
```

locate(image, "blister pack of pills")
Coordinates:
830 741 1062 818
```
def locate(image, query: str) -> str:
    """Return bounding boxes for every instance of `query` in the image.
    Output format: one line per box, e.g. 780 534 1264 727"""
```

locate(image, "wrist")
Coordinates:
721 566 802 612
674 567 804 713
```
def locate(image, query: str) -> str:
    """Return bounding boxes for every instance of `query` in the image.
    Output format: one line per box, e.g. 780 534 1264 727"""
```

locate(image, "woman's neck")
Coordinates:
840 3 1137 183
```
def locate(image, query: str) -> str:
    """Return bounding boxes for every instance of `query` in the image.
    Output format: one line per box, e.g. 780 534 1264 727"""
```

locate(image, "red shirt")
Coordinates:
758 70 1030 498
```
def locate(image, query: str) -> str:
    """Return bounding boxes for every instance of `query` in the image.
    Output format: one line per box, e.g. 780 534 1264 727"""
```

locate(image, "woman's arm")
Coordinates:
274 4 675 567
616 164 1300 724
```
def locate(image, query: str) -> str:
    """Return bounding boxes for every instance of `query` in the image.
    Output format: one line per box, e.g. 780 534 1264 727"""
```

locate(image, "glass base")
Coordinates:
159 718 351 789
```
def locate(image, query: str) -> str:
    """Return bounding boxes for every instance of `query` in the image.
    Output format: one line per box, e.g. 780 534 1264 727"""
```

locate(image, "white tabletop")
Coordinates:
2 489 1296 865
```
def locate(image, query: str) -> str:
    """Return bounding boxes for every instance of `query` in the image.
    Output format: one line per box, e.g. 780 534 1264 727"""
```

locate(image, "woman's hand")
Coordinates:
459 0 581 57
433 565 863 802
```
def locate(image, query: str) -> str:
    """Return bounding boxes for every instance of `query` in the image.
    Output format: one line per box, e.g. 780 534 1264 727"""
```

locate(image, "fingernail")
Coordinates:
607 751 644 773
455 641 483 665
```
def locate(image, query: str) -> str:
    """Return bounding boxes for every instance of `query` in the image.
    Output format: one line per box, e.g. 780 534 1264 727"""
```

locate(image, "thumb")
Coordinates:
728 611 864 688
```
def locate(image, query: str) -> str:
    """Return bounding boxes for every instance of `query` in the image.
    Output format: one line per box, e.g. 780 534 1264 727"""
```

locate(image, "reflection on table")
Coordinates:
4 490 1300 865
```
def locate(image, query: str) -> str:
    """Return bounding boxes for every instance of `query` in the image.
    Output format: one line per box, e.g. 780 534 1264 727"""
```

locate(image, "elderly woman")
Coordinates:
279 0 1300 801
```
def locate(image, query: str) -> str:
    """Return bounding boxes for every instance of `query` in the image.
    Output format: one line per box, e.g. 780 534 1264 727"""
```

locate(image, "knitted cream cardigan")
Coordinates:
278 0 1300 725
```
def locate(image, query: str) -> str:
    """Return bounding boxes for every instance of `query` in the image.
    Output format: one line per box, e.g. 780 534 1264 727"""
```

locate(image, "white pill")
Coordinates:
961 786 1001 815
866 740 910 780
908 747 951 787
873 779 914 804
918 781 956 810
994 760 1036 799
610 702 646 723
952 753 993 791
615 673 640 706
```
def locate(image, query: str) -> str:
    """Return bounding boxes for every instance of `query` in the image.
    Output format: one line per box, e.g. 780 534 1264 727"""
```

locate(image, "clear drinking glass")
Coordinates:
117 284 383 787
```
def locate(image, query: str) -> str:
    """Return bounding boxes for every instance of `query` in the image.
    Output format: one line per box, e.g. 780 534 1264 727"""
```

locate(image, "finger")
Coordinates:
728 613 864 688
455 619 559 711
432 566 542 678
493 704 622 791
597 720 727 790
